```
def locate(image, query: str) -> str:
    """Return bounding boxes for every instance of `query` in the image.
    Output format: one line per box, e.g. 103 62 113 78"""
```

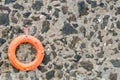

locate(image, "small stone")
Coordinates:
41 21 50 33
60 37 67 44
106 39 113 46
29 26 37 35
53 63 63 69
57 70 63 79
110 59 120 67
13 3 24 11
97 51 104 58
61 22 78 35
19 74 24 80
109 73 117 80
91 1 97 8
41 12 52 20
86 0 91 4
23 19 32 25
101 15 110 28
116 21 120 29
46 70 55 79
80 61 93 71
37 35 44 41
99 2 105 7
32 1 43 11
78 1 89 16
0 52 2 58
11 17 18 23
53 8 60 18
62 6 68 14
47 6 52 13
13 68 19 73
0 61 3 66
60 0 67 3
69 36 80 49
86 54 94 58
79 26 86 37
5 73 12 80
72 24 78 28
118 43 120 50
37 66 47 72
97 31 103 42
115 7 120 15
80 42 86 49
0 13 9 25
51 45 56 50
0 38 6 46
74 54 81 62
42 53 50 65
67 13 76 22
23 12 31 18
31 16 40 21
5 0 16 4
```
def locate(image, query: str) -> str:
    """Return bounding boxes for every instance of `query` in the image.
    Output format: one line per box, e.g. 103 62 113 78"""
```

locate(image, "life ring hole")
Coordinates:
16 42 36 64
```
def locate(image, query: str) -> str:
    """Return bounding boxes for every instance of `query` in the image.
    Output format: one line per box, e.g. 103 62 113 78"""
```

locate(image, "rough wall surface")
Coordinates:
0 0 120 80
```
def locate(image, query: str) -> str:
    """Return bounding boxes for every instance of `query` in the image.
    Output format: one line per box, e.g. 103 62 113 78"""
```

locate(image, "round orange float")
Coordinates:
8 35 44 71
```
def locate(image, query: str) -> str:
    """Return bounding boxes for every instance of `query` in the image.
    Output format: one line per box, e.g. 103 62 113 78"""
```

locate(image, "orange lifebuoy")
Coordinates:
8 35 44 71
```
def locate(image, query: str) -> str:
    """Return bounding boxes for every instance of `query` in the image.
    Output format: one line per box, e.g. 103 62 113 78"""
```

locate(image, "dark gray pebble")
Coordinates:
11 17 18 23
13 3 24 11
32 1 43 11
72 24 78 28
69 36 80 49
78 1 89 16
31 16 40 21
110 59 120 67
101 15 110 29
67 13 76 22
42 53 51 65
23 12 31 18
37 66 47 72
60 0 67 3
5 73 12 80
23 19 32 25
41 21 50 33
97 51 104 58
53 8 60 18
61 22 78 35
37 35 44 41
62 6 68 14
57 70 63 79
0 61 3 66
0 38 6 46
80 42 86 49
91 1 97 8
118 43 120 50
97 31 103 42
80 61 93 71
79 26 86 37
53 63 63 69
115 7 120 15
41 12 52 20
116 20 120 29
29 26 37 35
99 2 105 7
109 73 117 80
60 37 67 45
86 0 91 4
46 70 55 80
74 54 81 62
5 0 16 4
0 13 9 26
